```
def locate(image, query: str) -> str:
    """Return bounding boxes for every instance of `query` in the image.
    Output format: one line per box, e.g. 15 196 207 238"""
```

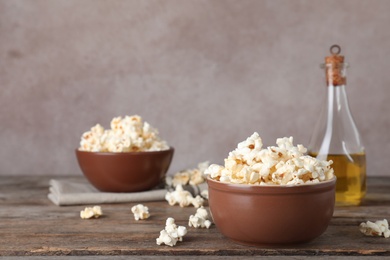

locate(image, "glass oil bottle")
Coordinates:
308 45 366 206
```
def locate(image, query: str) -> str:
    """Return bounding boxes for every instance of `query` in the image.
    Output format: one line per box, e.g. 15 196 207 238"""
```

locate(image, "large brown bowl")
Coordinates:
207 177 336 245
75 147 174 192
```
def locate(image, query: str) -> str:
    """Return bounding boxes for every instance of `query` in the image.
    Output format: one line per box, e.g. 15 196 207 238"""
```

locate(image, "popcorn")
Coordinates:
80 206 103 219
170 172 190 187
165 162 209 202
200 189 209 200
156 217 187 247
360 219 390 238
191 195 205 208
165 184 204 208
131 204 150 221
205 132 334 185
79 124 105 152
167 161 210 187
188 207 212 229
79 115 169 152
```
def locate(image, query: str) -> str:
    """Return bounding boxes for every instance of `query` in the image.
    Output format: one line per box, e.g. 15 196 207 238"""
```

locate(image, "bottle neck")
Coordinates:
308 68 364 157
322 63 351 130
318 85 354 155
325 84 350 114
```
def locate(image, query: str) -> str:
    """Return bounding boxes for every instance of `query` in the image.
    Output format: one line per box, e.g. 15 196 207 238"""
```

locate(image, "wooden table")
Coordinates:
1 176 390 259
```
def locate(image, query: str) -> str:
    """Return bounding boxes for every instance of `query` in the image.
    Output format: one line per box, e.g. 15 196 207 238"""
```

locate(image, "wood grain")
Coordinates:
1 176 390 257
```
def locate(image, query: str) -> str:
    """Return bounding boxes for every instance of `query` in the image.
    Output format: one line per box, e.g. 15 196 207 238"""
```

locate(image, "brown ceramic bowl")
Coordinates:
75 147 174 192
207 177 336 245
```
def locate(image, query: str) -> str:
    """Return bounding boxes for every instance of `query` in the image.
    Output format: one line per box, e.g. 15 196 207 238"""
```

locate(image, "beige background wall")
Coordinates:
1 0 389 176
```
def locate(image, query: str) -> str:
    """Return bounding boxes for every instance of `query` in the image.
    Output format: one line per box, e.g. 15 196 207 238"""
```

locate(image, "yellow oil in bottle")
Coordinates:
308 153 366 206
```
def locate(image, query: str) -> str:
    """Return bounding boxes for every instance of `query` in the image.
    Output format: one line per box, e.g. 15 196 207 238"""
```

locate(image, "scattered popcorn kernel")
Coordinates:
205 132 334 185
360 219 390 238
167 161 210 188
165 185 204 208
79 115 169 152
156 217 187 247
188 207 212 229
200 189 209 200
191 195 205 208
131 204 150 221
171 172 191 187
189 170 205 186
80 206 102 219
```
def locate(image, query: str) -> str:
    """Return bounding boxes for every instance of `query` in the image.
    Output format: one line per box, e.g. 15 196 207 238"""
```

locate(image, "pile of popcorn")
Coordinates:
79 115 169 152
205 132 334 185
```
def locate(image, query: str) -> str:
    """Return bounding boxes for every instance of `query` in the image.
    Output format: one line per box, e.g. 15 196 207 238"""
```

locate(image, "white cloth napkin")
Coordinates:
48 179 167 206
48 178 208 206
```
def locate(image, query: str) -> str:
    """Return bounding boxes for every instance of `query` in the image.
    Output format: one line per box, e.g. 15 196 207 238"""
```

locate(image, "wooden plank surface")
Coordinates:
1 176 390 257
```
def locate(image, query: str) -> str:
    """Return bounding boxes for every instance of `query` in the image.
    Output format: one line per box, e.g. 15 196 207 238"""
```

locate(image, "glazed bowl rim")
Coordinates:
75 146 174 156
207 175 336 194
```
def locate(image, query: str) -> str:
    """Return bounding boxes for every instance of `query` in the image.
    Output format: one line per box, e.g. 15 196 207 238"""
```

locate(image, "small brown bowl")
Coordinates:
207 177 336 245
75 147 174 192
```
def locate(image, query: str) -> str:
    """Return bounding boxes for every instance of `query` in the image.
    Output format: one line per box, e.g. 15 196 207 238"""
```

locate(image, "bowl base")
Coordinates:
228 237 316 247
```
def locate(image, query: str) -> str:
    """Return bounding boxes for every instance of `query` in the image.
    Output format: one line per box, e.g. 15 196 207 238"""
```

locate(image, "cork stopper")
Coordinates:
324 44 347 86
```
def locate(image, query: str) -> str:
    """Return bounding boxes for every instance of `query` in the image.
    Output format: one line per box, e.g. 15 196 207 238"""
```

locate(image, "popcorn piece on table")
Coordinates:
359 219 390 238
188 207 212 229
156 217 188 247
131 204 150 221
171 171 191 187
80 206 103 219
79 115 169 152
189 161 210 185
200 189 209 200
165 184 204 208
205 132 334 185
189 169 205 186
168 161 210 188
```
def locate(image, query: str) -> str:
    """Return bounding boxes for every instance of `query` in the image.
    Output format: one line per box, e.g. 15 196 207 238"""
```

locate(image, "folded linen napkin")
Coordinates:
48 179 167 206
48 178 208 206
